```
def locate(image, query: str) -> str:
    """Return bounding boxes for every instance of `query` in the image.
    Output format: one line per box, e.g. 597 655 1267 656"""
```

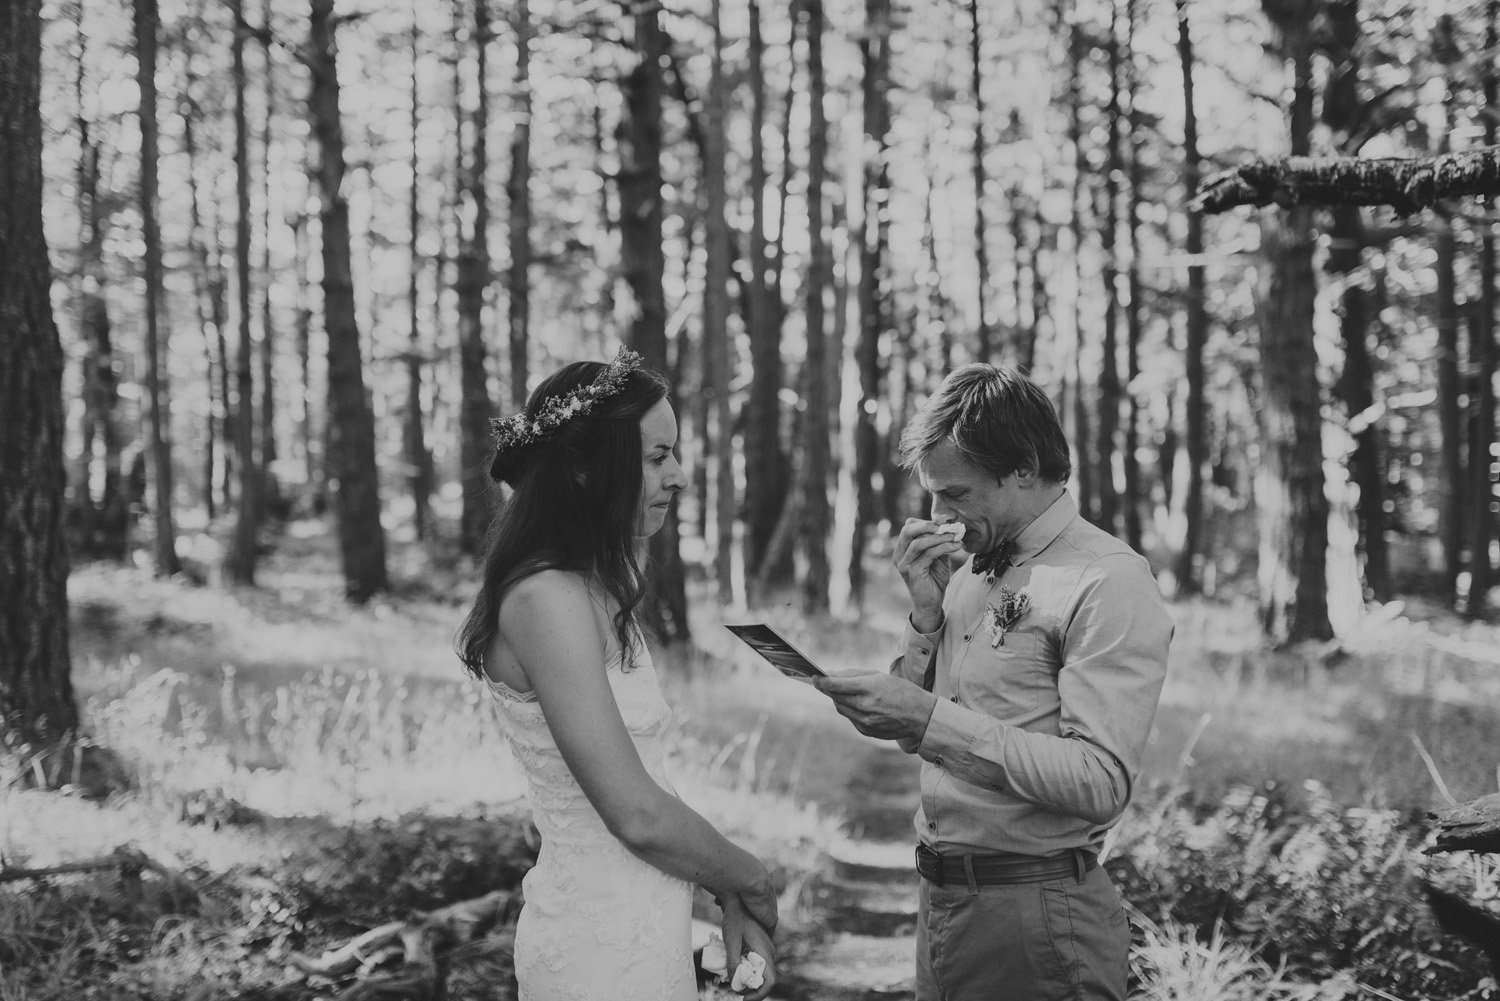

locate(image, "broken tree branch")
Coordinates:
1194 145 1500 215
290 889 514 979
1425 791 1500 856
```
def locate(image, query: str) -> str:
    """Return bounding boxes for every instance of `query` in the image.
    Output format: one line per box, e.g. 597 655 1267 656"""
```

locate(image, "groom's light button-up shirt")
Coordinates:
893 490 1173 857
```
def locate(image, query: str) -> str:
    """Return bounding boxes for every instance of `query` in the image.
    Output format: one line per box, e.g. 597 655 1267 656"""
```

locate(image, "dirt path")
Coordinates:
772 744 922 1001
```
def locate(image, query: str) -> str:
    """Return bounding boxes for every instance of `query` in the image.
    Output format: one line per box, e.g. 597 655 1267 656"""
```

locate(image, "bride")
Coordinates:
456 348 777 1001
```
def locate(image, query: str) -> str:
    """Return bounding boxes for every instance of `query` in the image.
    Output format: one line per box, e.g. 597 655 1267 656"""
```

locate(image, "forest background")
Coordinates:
4 0 1500 997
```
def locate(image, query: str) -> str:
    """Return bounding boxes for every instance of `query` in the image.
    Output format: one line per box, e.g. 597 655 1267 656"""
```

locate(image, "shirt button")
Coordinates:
927 821 937 832
934 756 944 768
949 695 959 703
963 633 971 642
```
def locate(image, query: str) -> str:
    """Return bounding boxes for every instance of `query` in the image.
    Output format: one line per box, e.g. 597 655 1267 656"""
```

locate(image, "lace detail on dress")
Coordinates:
487 641 695 1001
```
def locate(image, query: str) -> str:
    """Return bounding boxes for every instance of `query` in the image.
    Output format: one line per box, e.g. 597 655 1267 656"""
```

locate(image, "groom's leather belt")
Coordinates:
915 843 1096 888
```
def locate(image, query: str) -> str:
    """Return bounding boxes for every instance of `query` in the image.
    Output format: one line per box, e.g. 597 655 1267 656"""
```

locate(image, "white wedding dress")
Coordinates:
486 641 697 1001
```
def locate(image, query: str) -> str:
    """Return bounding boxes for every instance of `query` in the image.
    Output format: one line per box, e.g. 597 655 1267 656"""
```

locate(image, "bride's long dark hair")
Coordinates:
455 359 670 679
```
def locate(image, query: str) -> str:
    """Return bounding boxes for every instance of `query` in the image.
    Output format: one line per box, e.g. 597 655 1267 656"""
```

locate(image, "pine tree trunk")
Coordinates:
620 4 688 640
259 0 279 511
1066 15 1095 523
968 0 992 362
1174 0 1207 594
1095 0 1122 537
1465 0 1498 617
743 0 788 589
227 0 261 585
850 0 892 609
1122 0 1143 553
308 0 388 602
1436 103 1463 599
0 0 82 755
456 0 495 555
182 57 223 523
800 0 832 614
506 0 532 411
71 20 127 561
136 0 181 576
1254 3 1331 643
705 0 735 606
293 213 319 505
406 20 432 540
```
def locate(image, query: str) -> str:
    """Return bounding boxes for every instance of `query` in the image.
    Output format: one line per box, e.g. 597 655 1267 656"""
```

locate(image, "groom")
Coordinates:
816 364 1172 1000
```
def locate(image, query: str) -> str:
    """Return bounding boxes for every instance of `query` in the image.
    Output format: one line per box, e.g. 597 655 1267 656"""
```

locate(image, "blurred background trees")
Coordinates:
15 0 1500 641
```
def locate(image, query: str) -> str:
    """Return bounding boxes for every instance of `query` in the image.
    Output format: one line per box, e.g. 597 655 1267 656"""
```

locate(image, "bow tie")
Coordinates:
971 538 1017 582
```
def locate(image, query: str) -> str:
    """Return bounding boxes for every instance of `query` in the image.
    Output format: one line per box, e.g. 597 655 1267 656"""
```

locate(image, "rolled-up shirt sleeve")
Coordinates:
916 553 1172 826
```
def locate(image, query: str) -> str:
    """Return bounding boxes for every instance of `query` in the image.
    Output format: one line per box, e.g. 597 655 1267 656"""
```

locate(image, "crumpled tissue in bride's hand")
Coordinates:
700 934 766 992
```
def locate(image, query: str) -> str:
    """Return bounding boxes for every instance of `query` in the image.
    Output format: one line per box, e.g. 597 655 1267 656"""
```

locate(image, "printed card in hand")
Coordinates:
725 624 827 683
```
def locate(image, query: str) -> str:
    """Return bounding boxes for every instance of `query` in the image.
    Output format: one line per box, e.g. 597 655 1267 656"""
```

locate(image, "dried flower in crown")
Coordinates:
488 346 642 455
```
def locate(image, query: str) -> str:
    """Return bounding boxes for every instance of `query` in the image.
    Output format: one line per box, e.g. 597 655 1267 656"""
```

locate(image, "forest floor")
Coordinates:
3 518 1500 1000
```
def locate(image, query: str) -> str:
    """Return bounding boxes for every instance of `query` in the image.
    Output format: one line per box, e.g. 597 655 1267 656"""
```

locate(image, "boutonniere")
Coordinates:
985 588 1030 647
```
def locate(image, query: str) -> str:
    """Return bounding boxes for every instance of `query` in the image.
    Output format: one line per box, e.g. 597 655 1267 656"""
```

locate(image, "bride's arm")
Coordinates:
500 571 777 926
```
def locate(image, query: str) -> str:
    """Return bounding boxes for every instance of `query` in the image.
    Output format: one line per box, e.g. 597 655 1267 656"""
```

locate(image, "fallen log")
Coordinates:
1425 792 1500 856
0 844 198 902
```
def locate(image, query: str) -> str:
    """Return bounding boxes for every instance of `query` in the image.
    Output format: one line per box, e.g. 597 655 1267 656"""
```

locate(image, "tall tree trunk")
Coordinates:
227 0 261 584
182 55 223 524
743 0 788 589
457 0 494 555
705 0 735 605
293 212 319 505
259 0 279 511
136 0 181 576
620 3 688 640
1255 3 1331 643
1121 0 1143 552
1174 0 1207 594
968 0 992 362
0 0 82 760
507 0 532 411
1436 98 1463 598
801 0 832 613
1321 0 1386 603
850 0 892 608
1095 0 1122 536
71 1 127 561
1066 15 1095 523
1465 0 1498 617
308 0 388 601
406 15 432 540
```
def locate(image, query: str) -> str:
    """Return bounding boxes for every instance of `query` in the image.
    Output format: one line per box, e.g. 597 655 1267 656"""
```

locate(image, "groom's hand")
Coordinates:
814 673 938 744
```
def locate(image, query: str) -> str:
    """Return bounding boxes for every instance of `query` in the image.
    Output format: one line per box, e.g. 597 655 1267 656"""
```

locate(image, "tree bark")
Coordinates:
1174 0 1207 594
308 0 388 602
743 0 788 589
70 3 127 562
1464 0 1498 618
705 0 735 606
0 0 82 757
968 0 992 362
258 0 279 511
850 0 892 609
1253 2 1331 644
1122 0 1143 553
406 18 432 540
507 0 532 413
1321 0 1387 604
1065 14 1095 524
1196 146 1500 215
1095 0 1122 537
227 0 262 585
801 0 832 614
136 0 181 577
620 3 688 640
457 0 495 555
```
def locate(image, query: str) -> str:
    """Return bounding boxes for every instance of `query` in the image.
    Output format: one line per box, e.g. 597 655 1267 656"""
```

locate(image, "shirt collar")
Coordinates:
1008 489 1076 567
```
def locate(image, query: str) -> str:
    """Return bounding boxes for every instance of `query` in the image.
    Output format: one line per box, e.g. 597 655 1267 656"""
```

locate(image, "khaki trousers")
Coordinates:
915 862 1129 1001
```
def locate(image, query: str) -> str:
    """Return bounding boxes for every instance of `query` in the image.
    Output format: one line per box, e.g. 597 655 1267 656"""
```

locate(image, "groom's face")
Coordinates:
918 441 1025 554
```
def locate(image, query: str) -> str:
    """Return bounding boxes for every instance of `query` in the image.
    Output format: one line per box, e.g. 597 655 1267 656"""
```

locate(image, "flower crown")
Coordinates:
489 346 643 456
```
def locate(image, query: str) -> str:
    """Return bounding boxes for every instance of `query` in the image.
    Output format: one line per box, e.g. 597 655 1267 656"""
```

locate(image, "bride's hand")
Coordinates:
718 896 777 1001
